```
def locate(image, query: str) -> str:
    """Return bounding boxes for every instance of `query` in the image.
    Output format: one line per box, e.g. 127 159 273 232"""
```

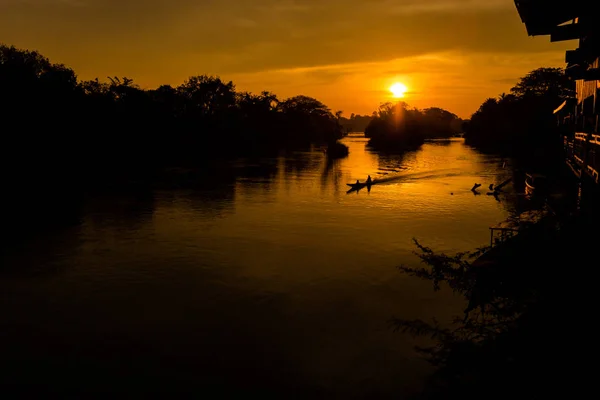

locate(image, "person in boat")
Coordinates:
366 175 372 185
356 179 360 186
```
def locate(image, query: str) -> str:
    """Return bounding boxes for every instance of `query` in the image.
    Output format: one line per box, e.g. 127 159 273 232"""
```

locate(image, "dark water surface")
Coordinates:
1 136 518 397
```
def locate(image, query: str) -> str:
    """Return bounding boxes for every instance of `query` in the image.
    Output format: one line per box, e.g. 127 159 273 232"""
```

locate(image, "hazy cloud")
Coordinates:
0 0 87 5
0 0 574 116
492 77 520 84
376 0 512 14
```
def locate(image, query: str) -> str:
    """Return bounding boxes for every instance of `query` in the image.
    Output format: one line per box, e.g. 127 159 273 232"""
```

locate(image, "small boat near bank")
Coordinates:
346 180 374 193
525 173 548 197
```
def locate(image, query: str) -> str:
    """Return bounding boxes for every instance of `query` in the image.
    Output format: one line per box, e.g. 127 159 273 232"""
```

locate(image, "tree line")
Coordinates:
1 43 345 168
364 102 463 151
395 208 593 399
463 67 574 170
338 113 373 133
0 44 347 178
0 44 346 230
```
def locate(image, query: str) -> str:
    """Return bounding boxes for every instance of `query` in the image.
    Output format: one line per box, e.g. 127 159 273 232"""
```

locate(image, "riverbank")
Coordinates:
399 166 595 399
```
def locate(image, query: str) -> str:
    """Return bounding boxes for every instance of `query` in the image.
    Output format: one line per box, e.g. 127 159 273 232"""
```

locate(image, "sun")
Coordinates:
389 82 408 98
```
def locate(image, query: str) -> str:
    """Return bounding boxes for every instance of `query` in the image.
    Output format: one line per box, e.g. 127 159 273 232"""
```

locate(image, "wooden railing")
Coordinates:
563 130 600 181
586 165 599 183
566 158 581 178
586 145 599 183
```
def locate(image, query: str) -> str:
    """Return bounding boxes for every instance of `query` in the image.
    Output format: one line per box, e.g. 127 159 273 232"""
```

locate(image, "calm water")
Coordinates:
1 136 518 397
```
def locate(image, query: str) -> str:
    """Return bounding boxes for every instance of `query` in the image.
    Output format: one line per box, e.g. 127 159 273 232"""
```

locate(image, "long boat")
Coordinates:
346 181 373 192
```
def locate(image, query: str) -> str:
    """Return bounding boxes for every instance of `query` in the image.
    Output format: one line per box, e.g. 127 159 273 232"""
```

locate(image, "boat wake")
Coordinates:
371 168 465 185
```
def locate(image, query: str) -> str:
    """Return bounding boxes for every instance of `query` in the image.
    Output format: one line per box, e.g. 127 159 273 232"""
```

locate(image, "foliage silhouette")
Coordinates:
338 113 373 133
1 43 347 230
393 215 593 399
325 141 350 158
463 67 574 171
365 102 462 151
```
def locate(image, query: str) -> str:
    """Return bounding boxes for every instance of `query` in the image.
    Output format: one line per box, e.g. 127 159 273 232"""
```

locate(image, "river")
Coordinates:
1 135 521 397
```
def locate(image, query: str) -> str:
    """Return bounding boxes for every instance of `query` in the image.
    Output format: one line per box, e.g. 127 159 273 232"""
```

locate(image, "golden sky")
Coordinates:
0 0 577 118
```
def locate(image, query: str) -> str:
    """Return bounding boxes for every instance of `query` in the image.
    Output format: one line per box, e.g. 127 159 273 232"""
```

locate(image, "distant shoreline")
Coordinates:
425 137 465 142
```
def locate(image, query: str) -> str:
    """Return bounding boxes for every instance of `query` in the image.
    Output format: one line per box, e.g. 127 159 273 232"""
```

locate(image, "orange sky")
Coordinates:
0 0 577 118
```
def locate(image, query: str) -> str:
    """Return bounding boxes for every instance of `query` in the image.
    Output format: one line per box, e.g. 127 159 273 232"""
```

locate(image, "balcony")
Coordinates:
566 49 582 64
586 166 599 183
564 138 574 156
566 157 581 178
584 68 600 81
514 0 583 36
567 63 587 80
551 22 581 42
564 136 581 177
566 132 600 182
585 145 599 183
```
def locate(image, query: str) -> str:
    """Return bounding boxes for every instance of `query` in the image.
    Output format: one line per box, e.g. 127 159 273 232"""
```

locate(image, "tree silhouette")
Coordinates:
278 95 343 145
0 43 346 229
365 102 462 151
393 210 593 399
510 67 573 99
463 67 574 170
338 113 373 133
